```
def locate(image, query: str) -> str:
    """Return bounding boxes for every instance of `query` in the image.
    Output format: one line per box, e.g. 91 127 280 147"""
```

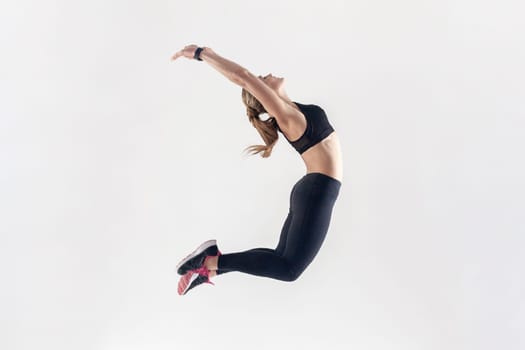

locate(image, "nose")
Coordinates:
259 74 275 80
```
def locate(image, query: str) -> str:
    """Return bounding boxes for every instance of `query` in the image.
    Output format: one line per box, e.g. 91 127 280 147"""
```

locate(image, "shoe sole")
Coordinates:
175 239 217 273
178 271 199 295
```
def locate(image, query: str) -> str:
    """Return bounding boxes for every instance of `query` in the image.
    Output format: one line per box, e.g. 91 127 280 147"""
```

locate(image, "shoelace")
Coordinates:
191 265 215 285
193 252 222 286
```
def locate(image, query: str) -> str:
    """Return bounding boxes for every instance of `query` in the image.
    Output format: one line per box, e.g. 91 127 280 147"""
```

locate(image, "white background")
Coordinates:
1 1 524 349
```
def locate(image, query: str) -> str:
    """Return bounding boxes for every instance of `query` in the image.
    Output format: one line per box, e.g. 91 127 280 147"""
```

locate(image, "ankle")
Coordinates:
204 255 218 270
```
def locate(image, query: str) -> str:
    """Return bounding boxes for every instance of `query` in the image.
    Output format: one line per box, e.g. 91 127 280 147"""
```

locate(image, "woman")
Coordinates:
171 45 343 295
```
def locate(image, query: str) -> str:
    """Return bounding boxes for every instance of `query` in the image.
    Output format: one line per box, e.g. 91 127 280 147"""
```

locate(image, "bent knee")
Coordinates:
281 265 304 282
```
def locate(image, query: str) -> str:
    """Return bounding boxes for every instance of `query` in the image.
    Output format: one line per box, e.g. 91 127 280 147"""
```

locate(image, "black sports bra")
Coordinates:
277 101 335 154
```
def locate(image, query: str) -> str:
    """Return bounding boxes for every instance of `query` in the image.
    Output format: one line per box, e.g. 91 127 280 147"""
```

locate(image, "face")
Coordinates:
258 73 285 91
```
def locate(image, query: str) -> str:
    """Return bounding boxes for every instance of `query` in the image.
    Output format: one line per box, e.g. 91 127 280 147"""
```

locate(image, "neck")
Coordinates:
278 89 292 103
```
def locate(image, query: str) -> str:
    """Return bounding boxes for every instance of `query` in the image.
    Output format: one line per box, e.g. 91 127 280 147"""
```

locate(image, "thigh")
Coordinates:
275 211 293 256
274 179 301 255
282 176 340 269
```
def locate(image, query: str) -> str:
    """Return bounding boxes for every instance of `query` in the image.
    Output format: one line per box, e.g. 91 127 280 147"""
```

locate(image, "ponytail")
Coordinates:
241 87 280 158
243 106 279 158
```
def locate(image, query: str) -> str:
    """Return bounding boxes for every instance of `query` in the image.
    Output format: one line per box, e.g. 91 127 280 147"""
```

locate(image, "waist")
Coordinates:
295 172 342 196
300 132 343 182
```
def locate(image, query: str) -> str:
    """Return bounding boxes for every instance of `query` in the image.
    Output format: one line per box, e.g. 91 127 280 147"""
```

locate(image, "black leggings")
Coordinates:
217 172 342 281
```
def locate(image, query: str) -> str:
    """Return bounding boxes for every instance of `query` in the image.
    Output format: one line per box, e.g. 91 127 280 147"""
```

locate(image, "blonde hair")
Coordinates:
241 88 279 158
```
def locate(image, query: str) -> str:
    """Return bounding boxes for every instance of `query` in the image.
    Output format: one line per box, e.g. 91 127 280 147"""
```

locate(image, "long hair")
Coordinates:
241 88 279 158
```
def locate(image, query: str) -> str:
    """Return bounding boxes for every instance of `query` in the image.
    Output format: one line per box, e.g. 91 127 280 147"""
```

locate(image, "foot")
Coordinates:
176 239 221 275
177 266 214 295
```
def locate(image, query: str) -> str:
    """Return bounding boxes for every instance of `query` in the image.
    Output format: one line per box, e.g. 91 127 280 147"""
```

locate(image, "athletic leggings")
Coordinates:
217 172 342 281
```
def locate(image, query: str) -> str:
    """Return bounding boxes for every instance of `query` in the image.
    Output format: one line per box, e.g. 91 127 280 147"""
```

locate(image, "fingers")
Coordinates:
170 45 198 61
171 51 182 61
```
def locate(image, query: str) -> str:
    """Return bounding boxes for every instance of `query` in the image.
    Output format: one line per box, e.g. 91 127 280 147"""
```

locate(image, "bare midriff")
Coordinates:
279 102 343 183
299 131 343 182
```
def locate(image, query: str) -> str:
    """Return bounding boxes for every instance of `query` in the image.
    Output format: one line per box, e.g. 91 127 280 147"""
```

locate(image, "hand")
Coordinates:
171 45 202 61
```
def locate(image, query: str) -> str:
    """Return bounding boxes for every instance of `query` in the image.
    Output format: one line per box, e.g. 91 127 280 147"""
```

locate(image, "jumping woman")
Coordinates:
171 45 343 295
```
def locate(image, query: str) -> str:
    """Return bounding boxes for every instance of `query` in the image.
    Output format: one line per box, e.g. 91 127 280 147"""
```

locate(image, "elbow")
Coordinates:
231 69 249 88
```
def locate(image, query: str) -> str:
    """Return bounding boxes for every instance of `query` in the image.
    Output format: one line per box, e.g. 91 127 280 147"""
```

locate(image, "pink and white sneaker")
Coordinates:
177 265 215 295
176 239 221 275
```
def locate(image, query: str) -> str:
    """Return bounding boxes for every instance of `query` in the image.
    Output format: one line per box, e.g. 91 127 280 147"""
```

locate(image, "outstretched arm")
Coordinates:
171 45 246 86
171 45 295 126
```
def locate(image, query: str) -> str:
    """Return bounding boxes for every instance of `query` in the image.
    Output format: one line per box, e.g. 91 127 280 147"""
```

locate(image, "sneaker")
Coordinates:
177 266 214 295
176 239 221 275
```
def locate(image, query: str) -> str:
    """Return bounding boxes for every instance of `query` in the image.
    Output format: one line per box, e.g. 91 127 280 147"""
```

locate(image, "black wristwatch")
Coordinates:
194 47 204 61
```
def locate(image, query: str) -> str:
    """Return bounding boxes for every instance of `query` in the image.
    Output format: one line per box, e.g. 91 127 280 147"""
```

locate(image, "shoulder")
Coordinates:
276 101 309 141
